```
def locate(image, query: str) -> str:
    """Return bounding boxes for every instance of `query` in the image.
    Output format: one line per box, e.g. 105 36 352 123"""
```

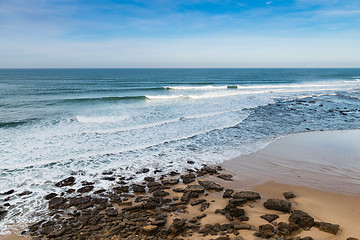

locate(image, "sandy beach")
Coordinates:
1 129 359 239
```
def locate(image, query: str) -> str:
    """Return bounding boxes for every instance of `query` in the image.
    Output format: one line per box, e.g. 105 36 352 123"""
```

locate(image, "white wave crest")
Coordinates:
164 85 238 90
75 115 129 123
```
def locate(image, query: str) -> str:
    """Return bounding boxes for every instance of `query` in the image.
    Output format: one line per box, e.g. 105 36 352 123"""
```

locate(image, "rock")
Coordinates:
182 178 195 184
173 188 185 192
161 178 179 185
45 193 57 200
263 199 291 213
314 221 339 235
196 213 206 219
142 224 158 234
185 185 205 193
0 189 14 195
283 191 296 199
113 185 129 193
201 165 217 174
288 210 314 229
142 168 150 173
190 199 206 206
199 202 210 212
223 189 234 198
48 197 66 210
229 199 247 206
233 191 261 201
17 190 32 196
144 177 155 182
187 160 195 164
299 237 314 240
260 214 279 223
257 224 274 238
101 176 116 181
102 170 113 175
48 226 66 238
217 174 233 181
77 185 94 193
347 238 359 240
0 209 7 221
132 184 146 193
233 223 252 230
170 218 186 235
198 180 223 191
276 222 299 236
153 190 169 197
105 207 119 217
81 181 94 186
55 177 75 187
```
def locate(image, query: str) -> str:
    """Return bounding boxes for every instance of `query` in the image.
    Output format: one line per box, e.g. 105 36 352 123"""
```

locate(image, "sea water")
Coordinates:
0 68 359 232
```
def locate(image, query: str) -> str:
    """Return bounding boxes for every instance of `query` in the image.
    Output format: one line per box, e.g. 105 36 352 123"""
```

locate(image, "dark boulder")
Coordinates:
153 190 169 197
48 197 66 210
0 189 14 195
198 180 223 191
113 185 129 193
0 209 7 221
17 190 32 197
185 185 205 193
288 210 314 229
77 185 94 193
217 174 233 181
190 199 206 206
263 199 291 213
283 191 296 199
144 177 155 182
55 177 75 187
44 193 57 200
257 224 275 238
260 214 279 223
233 191 260 201
314 221 339 235
161 178 179 185
132 184 146 193
223 189 234 198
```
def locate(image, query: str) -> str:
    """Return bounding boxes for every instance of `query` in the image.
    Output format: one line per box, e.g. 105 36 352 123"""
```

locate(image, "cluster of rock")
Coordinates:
0 165 356 240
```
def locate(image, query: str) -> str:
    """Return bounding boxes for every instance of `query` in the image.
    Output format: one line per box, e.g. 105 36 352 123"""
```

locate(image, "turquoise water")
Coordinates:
0 68 360 230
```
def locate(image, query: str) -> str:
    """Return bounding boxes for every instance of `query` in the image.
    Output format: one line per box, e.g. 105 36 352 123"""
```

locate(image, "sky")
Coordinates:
0 0 360 68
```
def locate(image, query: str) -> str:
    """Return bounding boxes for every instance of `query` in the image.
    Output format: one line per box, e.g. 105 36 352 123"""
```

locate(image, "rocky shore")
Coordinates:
2 165 357 240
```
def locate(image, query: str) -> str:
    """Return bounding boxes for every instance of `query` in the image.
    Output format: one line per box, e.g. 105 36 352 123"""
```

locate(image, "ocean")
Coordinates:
0 68 360 231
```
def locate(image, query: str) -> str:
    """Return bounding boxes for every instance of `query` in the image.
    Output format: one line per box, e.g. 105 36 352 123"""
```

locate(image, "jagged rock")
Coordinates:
182 178 195 184
77 185 94 193
101 176 116 181
0 189 14 195
190 199 206 206
142 168 150 173
173 188 185 192
260 214 279 223
44 193 57 200
283 191 296 199
113 185 129 193
299 237 314 240
48 197 66 210
288 210 314 229
81 181 94 186
199 202 210 212
161 178 179 185
153 190 169 197
276 222 299 236
187 160 195 164
229 199 247 206
105 207 119 217
170 218 186 235
48 226 66 238
0 209 7 221
223 189 234 198
185 185 205 193
314 221 339 235
233 223 252 230
142 224 158 235
18 190 32 196
55 177 75 187
263 199 291 213
132 184 146 193
144 177 155 182
233 191 261 201
198 180 223 191
201 165 217 174
257 224 274 238
217 174 233 181
196 213 206 219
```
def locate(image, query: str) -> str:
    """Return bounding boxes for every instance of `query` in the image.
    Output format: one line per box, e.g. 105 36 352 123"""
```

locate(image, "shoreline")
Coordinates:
1 129 359 239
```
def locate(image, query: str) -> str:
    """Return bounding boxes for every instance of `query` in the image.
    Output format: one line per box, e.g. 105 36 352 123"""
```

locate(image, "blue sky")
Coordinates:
0 0 360 67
